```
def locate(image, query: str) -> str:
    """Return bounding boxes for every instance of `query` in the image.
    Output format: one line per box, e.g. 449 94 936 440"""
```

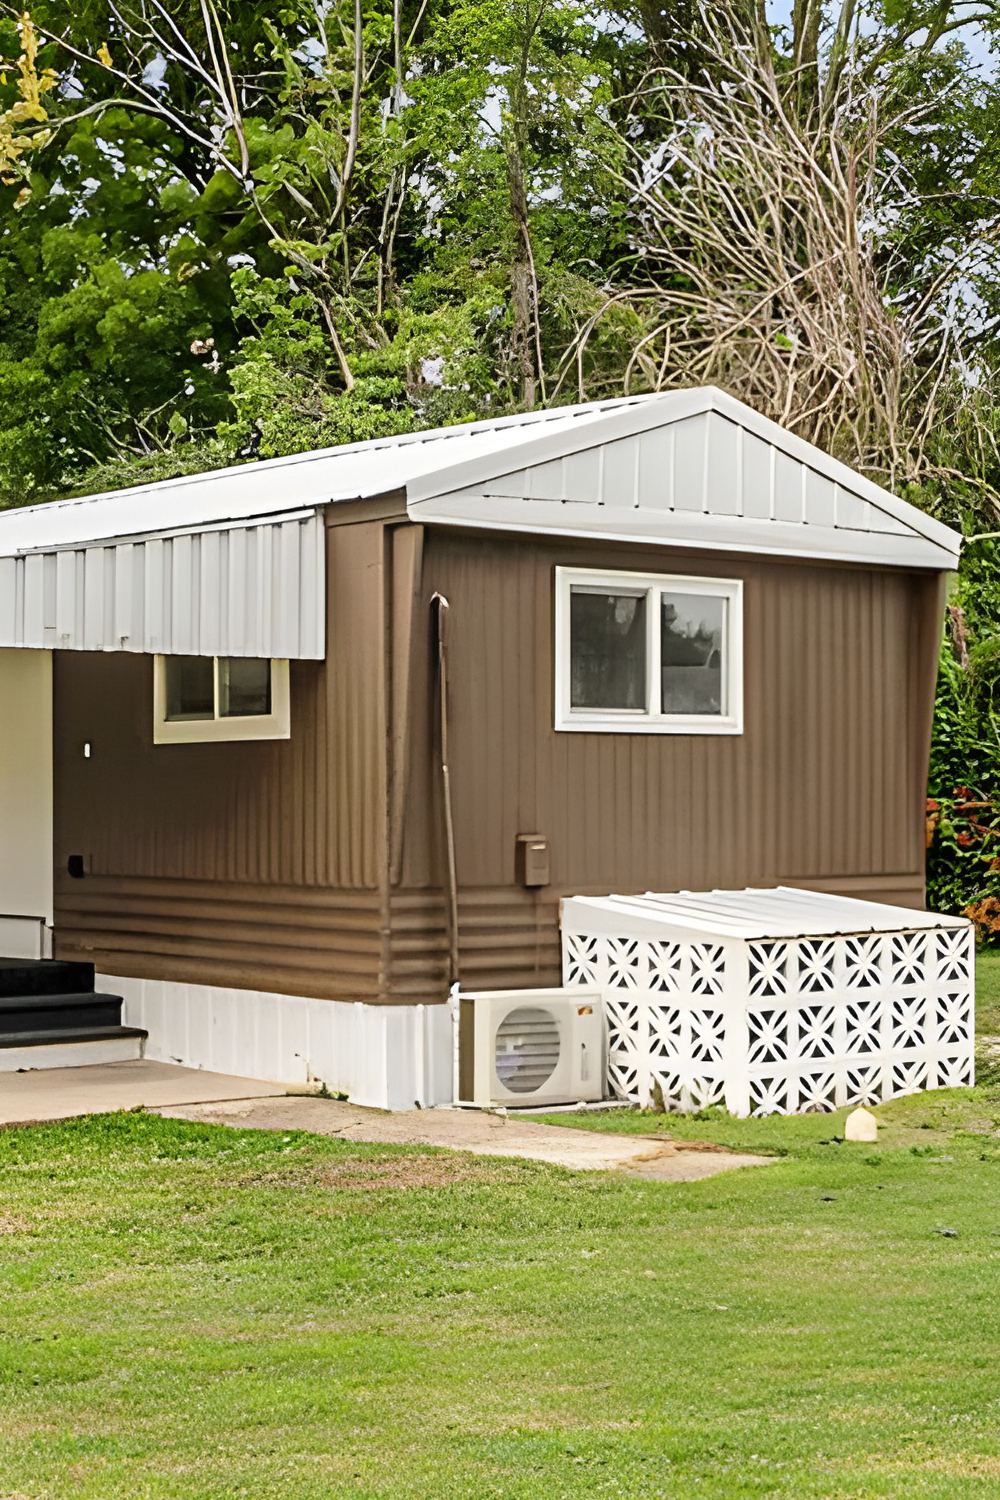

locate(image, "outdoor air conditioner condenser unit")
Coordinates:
458 989 606 1107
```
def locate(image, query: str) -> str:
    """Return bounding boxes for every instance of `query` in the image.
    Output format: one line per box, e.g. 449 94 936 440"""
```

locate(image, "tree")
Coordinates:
570 2 1000 506
0 12 54 196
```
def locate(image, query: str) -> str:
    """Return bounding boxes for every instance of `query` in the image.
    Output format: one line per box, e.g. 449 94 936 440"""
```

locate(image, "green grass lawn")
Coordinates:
975 947 1000 1035
1 1099 1000 1500
3 955 1000 1499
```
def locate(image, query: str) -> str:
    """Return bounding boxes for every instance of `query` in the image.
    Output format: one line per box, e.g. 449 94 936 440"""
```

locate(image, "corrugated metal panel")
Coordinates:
561 885 967 942
0 511 324 658
393 530 942 996
413 410 958 569
388 888 561 1004
56 877 382 1000
388 891 451 1003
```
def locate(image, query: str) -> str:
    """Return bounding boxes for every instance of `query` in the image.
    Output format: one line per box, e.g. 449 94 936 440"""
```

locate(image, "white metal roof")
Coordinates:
0 397 657 556
0 389 961 656
561 887 969 941
0 388 959 567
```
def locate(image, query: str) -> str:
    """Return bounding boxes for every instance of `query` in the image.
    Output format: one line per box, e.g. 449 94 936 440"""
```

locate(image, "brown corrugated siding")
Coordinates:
52 510 944 1009
55 877 381 998
389 530 943 1002
387 887 562 999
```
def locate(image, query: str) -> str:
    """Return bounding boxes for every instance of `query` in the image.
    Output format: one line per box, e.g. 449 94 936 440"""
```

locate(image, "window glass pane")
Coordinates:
219 658 272 718
570 590 647 711
164 656 214 721
661 593 726 715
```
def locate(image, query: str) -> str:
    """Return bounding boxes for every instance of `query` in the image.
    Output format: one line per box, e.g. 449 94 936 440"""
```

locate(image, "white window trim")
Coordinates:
153 656 291 744
554 566 743 735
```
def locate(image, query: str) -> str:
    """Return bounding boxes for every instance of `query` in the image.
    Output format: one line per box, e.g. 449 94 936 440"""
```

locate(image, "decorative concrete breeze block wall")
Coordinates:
560 890 975 1117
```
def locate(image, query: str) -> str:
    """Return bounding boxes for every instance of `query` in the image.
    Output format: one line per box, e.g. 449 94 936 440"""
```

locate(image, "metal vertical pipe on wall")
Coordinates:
432 593 461 985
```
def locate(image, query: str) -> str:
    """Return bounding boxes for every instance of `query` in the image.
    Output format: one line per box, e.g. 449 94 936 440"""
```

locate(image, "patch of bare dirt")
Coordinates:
232 1153 524 1192
0 1211 33 1235
316 1155 522 1190
639 1134 756 1155
859 1451 1000 1479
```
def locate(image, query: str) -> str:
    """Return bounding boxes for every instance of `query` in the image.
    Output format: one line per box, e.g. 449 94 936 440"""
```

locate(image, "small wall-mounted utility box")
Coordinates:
516 833 550 887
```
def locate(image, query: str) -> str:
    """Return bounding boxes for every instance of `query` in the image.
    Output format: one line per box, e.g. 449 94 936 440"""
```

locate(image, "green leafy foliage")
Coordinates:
927 542 1000 935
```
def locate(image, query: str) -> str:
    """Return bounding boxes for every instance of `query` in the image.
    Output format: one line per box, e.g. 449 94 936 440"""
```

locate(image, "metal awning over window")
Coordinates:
0 509 325 659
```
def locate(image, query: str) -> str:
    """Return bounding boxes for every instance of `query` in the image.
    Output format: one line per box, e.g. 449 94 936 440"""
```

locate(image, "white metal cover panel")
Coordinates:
0 511 325 658
414 404 959 570
562 886 969 943
113 975 455 1108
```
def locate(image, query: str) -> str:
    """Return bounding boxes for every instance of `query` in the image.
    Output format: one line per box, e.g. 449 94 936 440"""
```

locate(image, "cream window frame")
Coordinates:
554 566 743 735
153 656 291 744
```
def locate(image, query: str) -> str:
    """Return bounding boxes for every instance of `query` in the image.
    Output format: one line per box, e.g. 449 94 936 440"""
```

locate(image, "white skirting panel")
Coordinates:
0 916 52 960
104 974 455 1111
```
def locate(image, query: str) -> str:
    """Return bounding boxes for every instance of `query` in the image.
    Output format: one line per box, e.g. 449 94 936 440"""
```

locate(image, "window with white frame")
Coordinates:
153 656 291 744
554 567 742 734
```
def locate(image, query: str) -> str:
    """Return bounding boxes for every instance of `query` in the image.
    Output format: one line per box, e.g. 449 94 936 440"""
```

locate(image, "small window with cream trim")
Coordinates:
554 567 743 734
153 656 291 743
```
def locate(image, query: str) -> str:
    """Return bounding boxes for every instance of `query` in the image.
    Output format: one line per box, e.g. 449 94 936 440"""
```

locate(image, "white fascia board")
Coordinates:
9 506 321 556
408 494 957 570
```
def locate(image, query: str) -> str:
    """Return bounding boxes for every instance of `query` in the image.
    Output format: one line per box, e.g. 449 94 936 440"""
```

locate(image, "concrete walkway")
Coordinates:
0 1060 772 1180
158 1094 772 1181
0 1059 283 1125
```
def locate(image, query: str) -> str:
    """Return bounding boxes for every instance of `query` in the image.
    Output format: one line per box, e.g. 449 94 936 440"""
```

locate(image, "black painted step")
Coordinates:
0 1025 147 1051
0 958 95 998
0 993 125 1034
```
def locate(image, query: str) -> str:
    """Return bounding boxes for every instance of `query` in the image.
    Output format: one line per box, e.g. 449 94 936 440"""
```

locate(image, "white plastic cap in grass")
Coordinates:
845 1106 878 1143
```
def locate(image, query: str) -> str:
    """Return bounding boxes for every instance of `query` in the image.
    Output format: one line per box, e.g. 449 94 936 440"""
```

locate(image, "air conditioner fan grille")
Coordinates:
494 1006 561 1094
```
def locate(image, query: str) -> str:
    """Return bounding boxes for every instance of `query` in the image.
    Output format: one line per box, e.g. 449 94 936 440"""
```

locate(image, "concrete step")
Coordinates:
0 1026 147 1072
0 958 96 998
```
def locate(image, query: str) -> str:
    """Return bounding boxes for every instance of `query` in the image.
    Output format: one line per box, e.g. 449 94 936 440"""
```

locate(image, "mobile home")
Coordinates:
0 389 964 1106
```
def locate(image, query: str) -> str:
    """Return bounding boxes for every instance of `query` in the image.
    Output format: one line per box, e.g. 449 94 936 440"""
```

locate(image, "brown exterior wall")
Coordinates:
52 512 946 1008
53 509 395 998
390 530 946 1002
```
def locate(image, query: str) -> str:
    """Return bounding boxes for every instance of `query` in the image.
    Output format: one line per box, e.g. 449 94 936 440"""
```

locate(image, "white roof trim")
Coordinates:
9 507 321 556
405 500 950 569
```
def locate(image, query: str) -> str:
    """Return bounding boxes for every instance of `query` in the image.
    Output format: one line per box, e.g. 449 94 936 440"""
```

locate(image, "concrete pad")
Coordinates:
157 1095 772 1181
0 1059 283 1125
